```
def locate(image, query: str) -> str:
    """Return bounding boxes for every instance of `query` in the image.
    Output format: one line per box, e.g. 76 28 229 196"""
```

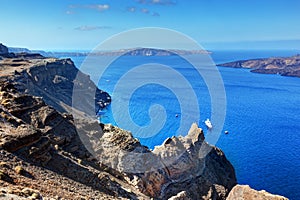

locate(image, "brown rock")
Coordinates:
226 185 288 200
92 122 237 199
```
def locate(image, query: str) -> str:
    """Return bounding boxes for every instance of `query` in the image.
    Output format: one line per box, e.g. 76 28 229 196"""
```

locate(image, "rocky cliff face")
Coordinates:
0 79 236 199
0 43 8 55
0 51 110 113
0 82 146 199
218 55 300 78
90 123 236 199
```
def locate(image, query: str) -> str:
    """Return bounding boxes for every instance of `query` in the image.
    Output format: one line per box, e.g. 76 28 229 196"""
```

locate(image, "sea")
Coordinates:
62 49 300 200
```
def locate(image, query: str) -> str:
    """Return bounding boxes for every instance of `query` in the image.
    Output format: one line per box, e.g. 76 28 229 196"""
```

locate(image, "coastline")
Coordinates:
0 45 290 199
218 54 300 78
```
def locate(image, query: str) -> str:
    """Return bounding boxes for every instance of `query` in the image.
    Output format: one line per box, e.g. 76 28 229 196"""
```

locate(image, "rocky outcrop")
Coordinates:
0 43 8 55
89 122 237 199
226 185 288 200
218 55 300 78
0 53 110 113
0 82 147 199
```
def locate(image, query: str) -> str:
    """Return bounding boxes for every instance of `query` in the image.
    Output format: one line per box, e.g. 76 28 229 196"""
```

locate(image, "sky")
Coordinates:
0 0 300 50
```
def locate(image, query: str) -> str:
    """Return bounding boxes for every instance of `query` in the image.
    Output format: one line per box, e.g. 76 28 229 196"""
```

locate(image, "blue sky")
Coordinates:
1 0 300 50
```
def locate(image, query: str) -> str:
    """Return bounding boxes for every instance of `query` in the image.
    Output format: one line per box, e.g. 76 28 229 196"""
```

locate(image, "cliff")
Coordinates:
0 43 8 55
0 81 236 199
218 54 300 78
0 51 110 113
0 43 288 199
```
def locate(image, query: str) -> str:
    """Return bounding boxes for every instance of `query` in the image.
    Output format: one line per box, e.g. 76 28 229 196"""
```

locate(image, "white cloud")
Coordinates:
141 8 149 14
136 0 177 5
74 26 111 31
66 10 74 15
86 4 110 12
127 7 136 12
68 4 110 12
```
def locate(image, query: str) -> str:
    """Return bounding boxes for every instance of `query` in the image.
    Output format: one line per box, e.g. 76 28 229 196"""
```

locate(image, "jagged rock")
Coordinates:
90 122 237 199
226 185 288 200
0 43 8 55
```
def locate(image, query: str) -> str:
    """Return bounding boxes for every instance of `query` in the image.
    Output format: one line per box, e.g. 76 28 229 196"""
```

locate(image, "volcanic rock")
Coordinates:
226 185 288 200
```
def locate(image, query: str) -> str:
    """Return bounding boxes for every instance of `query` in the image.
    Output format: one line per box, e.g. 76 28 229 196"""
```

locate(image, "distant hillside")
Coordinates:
8 46 210 57
8 47 53 57
218 54 300 78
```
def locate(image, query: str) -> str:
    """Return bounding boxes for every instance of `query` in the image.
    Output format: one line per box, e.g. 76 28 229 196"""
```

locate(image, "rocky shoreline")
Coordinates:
0 43 288 199
218 54 300 78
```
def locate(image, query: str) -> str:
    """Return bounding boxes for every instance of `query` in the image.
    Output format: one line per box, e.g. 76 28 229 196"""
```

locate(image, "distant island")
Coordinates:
218 54 300 78
8 46 211 57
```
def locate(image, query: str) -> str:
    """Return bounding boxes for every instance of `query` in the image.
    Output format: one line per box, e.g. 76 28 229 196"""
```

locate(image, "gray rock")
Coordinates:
0 43 8 55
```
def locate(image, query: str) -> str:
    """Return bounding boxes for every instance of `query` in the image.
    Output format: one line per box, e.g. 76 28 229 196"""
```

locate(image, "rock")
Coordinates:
226 185 288 200
0 82 142 199
21 188 42 200
168 191 190 200
0 55 111 114
15 52 45 59
0 170 13 183
92 122 237 199
0 43 8 55
14 166 25 175
218 54 300 78
0 193 28 200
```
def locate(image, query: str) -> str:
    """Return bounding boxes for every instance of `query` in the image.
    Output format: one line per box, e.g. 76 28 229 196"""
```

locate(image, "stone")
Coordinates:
93 122 236 199
14 166 25 175
168 191 190 200
226 185 288 200
0 43 8 55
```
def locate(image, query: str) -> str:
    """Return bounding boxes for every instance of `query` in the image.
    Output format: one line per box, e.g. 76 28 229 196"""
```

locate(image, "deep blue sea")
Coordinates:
65 50 300 200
